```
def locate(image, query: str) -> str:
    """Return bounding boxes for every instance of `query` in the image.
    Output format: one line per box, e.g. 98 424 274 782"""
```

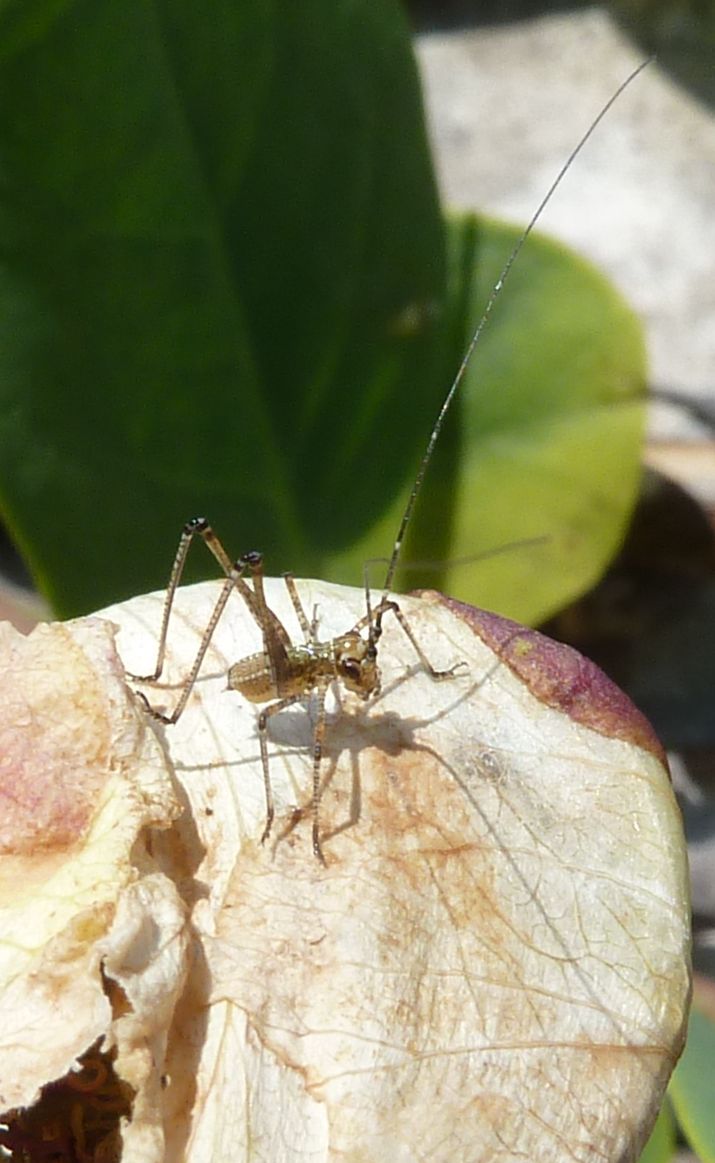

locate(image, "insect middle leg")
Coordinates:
257 679 330 864
282 572 315 643
242 569 330 861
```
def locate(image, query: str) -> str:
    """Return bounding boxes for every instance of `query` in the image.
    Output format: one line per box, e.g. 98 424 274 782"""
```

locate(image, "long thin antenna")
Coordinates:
380 58 652 602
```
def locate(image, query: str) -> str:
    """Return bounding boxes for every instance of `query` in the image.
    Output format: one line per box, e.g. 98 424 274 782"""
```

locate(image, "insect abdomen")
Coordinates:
228 651 277 703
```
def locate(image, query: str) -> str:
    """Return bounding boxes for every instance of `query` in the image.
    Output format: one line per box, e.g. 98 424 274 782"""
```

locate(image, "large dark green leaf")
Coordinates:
0 0 646 625
0 0 445 615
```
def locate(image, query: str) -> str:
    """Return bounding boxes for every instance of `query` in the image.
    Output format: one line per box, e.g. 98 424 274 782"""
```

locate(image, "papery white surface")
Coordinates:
0 617 187 1161
0 580 690 1161
105 578 690 1163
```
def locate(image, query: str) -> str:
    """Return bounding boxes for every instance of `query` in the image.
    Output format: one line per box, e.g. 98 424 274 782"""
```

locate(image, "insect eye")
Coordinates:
342 659 361 680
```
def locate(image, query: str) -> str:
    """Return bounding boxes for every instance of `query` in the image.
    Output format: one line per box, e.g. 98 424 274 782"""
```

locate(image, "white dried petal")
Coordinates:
0 617 187 1161
117 579 689 1162
0 579 690 1162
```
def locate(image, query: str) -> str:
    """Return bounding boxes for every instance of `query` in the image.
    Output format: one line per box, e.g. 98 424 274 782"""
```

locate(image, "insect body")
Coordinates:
132 61 649 862
131 518 459 863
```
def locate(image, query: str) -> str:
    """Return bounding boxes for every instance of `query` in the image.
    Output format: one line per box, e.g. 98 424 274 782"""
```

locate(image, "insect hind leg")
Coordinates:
138 557 252 725
128 517 238 684
129 520 271 725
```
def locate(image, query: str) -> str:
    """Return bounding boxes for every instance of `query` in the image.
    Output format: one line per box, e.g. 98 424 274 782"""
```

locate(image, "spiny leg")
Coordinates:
130 523 291 725
353 597 465 681
257 680 330 864
238 551 295 662
129 517 239 683
283 573 314 642
257 692 306 852
379 599 464 680
310 682 330 865
146 559 250 724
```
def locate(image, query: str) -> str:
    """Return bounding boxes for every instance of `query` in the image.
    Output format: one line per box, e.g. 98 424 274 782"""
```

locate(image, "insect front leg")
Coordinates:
375 599 465 681
351 597 465 683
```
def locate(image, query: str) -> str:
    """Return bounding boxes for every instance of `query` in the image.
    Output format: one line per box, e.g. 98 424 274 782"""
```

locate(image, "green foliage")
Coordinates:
0 0 646 619
330 215 646 624
638 1099 676 1163
634 1003 715 1163
670 1004 715 1162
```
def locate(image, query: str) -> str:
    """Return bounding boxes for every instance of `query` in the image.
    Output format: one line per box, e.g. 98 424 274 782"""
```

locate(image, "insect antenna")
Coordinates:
374 57 652 634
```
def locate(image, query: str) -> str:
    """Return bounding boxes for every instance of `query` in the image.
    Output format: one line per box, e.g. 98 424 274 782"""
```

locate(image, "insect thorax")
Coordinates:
226 629 380 706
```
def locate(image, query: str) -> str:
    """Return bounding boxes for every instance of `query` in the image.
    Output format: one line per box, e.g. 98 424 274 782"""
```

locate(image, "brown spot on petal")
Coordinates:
431 594 667 767
0 622 111 855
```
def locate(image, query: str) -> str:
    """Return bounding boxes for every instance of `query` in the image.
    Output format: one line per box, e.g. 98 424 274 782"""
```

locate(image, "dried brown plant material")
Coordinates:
0 618 187 1161
0 580 691 1161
